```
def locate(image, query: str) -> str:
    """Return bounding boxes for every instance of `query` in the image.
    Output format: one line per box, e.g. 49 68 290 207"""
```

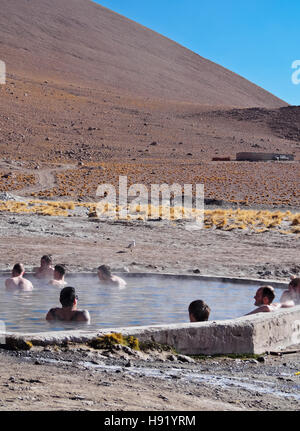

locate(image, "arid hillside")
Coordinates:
0 0 287 108
0 0 299 207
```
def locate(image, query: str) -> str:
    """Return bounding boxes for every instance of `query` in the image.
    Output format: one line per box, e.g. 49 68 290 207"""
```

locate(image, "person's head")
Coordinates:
41 254 52 268
188 300 211 322
254 286 275 306
54 264 66 280
12 263 25 277
97 265 112 281
59 286 78 308
289 277 300 293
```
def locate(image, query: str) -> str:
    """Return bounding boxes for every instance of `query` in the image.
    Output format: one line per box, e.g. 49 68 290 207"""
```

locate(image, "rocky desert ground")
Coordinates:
1 331 300 412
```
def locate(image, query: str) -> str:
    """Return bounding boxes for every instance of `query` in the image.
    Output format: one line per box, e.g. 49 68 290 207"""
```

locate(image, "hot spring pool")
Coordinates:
0 273 284 333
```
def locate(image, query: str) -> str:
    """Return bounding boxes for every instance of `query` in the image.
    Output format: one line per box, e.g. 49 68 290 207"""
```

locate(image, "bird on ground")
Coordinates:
126 240 136 252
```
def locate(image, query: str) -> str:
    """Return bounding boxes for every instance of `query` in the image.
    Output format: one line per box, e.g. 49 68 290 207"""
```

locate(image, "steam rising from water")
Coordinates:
0 274 283 333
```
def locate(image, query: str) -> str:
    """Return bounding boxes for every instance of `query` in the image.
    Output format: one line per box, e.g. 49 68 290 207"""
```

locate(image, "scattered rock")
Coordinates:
70 395 86 401
0 192 16 201
5 338 33 351
98 381 111 387
258 270 272 277
204 198 224 206
177 354 195 363
166 354 177 362
120 345 135 356
158 394 169 401
28 378 43 384
146 264 158 269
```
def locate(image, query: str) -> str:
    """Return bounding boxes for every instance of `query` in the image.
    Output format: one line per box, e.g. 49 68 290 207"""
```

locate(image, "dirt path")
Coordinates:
0 159 75 196
17 165 74 196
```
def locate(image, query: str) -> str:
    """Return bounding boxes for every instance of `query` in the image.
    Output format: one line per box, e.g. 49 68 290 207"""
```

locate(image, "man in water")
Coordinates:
48 264 67 288
188 300 210 322
246 286 280 315
34 254 54 280
97 265 127 289
280 277 300 306
5 263 33 291
46 286 90 323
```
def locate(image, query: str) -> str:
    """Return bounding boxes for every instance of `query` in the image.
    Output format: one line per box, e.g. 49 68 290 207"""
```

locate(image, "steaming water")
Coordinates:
0 274 283 333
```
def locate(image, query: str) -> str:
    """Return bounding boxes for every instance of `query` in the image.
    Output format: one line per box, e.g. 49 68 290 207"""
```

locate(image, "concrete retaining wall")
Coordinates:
125 306 300 355
4 306 300 355
236 152 294 162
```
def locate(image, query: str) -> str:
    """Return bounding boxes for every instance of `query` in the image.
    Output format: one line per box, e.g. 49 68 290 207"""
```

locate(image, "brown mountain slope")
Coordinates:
0 0 287 108
0 0 299 208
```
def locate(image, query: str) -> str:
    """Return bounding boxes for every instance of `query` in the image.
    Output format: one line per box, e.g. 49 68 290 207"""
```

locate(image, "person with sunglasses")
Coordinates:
46 286 90 323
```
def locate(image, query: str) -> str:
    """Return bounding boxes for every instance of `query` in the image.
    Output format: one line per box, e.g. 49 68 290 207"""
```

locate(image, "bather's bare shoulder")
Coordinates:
77 310 90 322
246 305 272 315
46 307 59 320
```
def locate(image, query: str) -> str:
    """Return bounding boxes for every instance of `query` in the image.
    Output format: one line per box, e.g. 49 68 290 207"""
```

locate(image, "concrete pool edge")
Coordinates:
117 272 289 288
3 306 300 355
0 270 290 288
1 271 299 355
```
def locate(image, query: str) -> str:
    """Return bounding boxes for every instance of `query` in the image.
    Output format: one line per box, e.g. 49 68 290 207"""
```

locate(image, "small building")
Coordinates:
212 157 231 161
236 152 294 162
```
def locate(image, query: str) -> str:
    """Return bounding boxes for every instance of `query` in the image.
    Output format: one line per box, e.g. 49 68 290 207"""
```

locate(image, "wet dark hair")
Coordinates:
12 263 24 276
188 300 210 322
289 278 300 290
60 286 77 307
98 265 111 277
41 254 52 265
261 286 275 304
54 264 66 277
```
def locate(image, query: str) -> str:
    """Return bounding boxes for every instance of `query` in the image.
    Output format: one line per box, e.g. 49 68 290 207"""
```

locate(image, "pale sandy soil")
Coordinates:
0 349 244 412
0 341 300 412
0 210 299 280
